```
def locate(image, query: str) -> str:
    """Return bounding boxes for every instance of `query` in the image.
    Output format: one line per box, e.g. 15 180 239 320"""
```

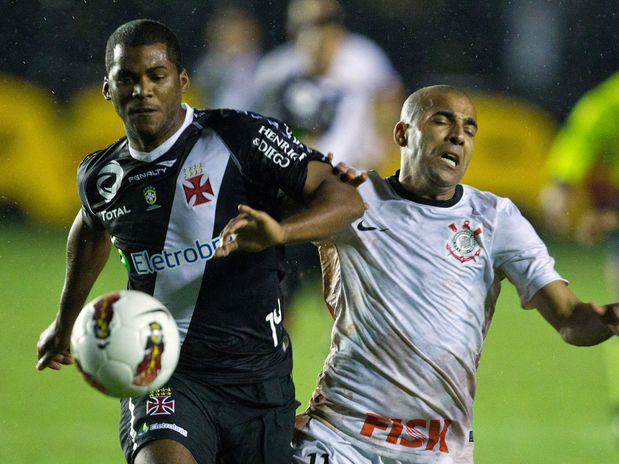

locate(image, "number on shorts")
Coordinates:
265 298 282 347
308 452 329 464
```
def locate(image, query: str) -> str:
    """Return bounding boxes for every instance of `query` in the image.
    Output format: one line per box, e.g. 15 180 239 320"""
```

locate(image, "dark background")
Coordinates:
2 0 617 119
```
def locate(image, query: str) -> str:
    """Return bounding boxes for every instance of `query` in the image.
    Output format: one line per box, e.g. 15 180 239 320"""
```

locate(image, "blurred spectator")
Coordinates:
253 0 403 304
193 7 262 109
540 72 619 441
253 0 404 170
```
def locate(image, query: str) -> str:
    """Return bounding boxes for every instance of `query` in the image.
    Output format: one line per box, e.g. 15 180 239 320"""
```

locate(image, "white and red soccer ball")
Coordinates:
70 290 180 398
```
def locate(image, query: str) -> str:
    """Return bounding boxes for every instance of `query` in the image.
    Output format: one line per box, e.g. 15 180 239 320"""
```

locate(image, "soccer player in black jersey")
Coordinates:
36 19 364 464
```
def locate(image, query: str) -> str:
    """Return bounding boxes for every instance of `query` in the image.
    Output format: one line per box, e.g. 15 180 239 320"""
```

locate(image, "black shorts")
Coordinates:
119 371 299 464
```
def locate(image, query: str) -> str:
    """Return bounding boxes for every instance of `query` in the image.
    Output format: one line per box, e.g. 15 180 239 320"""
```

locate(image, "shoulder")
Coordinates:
355 171 395 204
461 184 517 217
201 108 289 140
77 137 127 180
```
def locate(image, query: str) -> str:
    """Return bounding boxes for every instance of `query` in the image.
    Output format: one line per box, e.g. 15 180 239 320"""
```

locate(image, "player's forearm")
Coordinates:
281 178 364 243
56 213 111 331
533 281 614 346
559 303 614 346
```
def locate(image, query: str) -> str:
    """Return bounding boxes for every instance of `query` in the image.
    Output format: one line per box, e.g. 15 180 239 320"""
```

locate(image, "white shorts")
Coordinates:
292 416 410 464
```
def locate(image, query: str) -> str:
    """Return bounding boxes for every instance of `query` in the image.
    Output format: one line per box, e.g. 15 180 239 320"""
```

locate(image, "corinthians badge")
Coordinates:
446 220 482 263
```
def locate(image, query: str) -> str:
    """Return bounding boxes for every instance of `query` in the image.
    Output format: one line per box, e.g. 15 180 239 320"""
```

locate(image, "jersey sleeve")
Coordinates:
77 155 105 230
209 110 329 202
492 198 566 308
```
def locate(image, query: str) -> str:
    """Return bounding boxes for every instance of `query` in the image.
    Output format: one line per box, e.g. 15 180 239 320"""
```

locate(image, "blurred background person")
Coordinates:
540 71 619 442
253 0 404 171
252 0 404 303
193 6 263 110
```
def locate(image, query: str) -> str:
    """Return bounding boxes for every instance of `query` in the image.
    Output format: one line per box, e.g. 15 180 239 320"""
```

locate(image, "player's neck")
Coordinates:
127 106 187 153
398 173 457 202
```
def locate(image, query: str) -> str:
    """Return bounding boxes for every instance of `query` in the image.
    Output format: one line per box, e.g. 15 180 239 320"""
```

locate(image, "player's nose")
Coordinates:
132 76 154 98
447 124 465 146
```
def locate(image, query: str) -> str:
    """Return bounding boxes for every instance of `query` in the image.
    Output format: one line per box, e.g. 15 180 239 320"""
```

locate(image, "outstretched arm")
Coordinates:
36 212 111 370
531 280 618 346
215 161 366 256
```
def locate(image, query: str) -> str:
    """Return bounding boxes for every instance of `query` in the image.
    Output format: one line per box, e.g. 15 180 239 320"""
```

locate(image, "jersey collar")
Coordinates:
128 103 195 163
387 171 463 207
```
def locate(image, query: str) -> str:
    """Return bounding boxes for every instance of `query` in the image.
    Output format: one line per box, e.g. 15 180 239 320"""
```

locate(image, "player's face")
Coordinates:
103 43 189 151
398 91 477 198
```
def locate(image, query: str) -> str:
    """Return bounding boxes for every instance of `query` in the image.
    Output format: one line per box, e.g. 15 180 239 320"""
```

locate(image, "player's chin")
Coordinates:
131 120 164 139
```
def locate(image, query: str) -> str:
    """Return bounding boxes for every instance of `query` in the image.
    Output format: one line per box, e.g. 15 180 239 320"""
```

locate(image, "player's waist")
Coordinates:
318 349 476 413
309 409 473 462
176 337 292 384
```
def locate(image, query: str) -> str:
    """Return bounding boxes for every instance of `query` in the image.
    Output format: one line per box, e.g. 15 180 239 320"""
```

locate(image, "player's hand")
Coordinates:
36 319 74 371
591 303 619 336
326 152 369 188
214 205 285 257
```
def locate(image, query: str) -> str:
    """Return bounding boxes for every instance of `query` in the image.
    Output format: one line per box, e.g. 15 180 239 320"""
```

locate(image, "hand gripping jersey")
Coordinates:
310 172 564 463
77 106 327 384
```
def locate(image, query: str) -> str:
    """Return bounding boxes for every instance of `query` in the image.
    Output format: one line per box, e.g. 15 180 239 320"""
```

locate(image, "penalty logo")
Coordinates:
446 221 482 263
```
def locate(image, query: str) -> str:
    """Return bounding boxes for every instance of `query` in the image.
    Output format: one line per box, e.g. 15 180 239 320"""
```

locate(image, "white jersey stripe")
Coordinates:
152 130 230 342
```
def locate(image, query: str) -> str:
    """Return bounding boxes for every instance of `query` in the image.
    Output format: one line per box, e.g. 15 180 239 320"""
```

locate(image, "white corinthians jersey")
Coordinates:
311 171 563 463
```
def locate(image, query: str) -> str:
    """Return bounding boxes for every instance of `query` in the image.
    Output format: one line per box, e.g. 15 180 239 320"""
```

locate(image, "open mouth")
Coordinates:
440 152 459 168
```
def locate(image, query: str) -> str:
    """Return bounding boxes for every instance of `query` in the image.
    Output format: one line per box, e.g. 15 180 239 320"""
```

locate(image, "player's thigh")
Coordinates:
218 400 296 464
119 374 218 464
134 439 197 464
218 377 298 464
293 417 373 464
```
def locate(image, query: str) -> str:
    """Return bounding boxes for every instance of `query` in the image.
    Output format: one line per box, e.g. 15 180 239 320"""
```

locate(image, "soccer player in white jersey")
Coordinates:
269 85 619 463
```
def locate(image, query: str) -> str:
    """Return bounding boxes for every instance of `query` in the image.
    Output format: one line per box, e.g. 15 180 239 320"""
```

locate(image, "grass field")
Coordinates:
2 223 619 463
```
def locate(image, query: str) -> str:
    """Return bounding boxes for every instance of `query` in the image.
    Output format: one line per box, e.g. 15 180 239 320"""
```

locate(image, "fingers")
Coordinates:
237 204 268 222
333 161 349 176
333 163 368 187
601 304 619 324
593 304 619 335
350 171 369 188
214 236 239 258
37 351 71 371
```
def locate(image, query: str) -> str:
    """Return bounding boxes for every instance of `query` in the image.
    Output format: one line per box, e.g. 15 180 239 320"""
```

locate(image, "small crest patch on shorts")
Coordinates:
146 389 175 416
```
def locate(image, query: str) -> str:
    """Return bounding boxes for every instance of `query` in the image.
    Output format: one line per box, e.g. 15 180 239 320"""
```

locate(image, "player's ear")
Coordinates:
394 121 407 147
179 68 190 93
102 77 112 101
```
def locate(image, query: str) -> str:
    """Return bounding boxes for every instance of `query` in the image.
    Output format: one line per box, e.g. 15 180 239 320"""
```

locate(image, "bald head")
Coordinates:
400 85 472 123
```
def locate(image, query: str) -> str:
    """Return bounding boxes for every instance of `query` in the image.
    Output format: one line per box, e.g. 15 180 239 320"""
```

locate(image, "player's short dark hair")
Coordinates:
105 19 183 74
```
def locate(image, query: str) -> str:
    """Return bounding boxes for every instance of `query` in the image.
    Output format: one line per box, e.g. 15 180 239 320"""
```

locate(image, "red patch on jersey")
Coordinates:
183 175 214 206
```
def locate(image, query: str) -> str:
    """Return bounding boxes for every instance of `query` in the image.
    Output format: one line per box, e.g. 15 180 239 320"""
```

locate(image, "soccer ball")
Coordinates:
70 290 180 398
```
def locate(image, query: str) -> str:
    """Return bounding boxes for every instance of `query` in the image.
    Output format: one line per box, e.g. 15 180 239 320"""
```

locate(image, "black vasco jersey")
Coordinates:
77 107 327 384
